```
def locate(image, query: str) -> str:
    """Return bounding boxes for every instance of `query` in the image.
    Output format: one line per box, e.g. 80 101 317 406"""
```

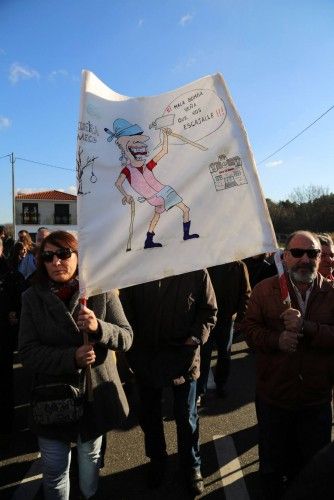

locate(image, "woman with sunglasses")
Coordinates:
19 231 133 500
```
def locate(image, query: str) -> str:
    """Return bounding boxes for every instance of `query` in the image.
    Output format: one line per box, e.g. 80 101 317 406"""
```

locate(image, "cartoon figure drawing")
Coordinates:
104 118 199 249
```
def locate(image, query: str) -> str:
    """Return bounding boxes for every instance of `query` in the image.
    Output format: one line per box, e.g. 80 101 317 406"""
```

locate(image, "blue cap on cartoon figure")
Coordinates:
104 119 143 142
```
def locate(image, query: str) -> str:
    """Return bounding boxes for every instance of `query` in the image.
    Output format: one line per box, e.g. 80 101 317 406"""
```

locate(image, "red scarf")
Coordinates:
49 278 79 305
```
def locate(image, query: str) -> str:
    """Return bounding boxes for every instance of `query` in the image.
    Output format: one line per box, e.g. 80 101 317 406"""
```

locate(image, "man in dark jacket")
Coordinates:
197 261 251 400
0 237 26 447
243 253 276 288
120 270 217 496
243 230 334 499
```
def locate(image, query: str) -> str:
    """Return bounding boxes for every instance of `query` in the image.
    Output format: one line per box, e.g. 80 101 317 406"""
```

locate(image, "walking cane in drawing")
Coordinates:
126 199 135 252
104 116 204 250
149 114 208 151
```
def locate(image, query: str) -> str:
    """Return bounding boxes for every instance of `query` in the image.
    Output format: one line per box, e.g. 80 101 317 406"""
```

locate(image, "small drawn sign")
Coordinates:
209 154 248 191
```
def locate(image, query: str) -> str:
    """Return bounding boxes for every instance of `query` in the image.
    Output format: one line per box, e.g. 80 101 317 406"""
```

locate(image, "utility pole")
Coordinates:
10 152 16 230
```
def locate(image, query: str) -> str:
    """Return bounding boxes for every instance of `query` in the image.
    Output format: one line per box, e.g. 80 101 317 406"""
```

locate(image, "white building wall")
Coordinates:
15 198 77 240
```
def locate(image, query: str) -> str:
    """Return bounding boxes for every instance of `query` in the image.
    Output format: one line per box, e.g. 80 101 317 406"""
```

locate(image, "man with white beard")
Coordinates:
243 230 334 500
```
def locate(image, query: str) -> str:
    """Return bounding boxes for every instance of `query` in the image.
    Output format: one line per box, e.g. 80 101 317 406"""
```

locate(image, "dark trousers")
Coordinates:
137 379 201 471
0 329 15 431
256 396 332 499
197 321 233 395
282 441 334 500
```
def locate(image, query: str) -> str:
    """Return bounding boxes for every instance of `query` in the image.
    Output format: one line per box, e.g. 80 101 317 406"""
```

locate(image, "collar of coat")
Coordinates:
33 283 81 333
273 272 332 305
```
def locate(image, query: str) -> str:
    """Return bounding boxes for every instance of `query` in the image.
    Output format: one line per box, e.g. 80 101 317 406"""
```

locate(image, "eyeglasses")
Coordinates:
41 248 73 263
287 248 321 259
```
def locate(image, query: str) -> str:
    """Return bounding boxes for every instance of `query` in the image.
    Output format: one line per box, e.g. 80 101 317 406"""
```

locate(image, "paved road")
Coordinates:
0 336 263 499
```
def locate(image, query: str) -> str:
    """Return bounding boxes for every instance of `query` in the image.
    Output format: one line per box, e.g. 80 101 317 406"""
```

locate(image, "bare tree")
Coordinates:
76 146 98 195
288 184 330 204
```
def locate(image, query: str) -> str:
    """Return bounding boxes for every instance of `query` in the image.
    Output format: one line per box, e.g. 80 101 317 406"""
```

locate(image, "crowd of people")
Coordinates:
1 224 334 499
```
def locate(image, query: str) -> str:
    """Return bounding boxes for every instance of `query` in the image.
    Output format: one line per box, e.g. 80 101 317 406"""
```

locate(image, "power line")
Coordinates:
258 104 334 165
0 153 74 171
15 156 74 171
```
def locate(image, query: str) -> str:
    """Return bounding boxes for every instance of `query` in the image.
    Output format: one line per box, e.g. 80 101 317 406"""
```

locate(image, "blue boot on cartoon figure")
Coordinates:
144 231 163 249
183 221 199 240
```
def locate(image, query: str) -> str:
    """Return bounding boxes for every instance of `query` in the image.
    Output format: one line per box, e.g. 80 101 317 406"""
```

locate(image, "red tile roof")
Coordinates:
16 190 77 201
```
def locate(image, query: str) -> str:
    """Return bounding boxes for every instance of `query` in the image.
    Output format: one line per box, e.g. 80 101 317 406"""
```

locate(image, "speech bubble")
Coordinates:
158 88 226 145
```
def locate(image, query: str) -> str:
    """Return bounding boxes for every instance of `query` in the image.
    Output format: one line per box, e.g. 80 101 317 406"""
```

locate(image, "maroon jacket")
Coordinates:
243 273 334 409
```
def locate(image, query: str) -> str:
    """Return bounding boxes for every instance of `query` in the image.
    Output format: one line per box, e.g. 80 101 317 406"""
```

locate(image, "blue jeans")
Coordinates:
138 379 201 471
256 396 332 499
38 435 103 499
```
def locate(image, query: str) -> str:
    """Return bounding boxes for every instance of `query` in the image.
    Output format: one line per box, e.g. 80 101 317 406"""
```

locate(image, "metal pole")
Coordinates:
10 152 16 231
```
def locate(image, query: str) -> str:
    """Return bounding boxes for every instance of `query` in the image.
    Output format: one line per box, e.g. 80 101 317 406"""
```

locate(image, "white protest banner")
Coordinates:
77 71 277 296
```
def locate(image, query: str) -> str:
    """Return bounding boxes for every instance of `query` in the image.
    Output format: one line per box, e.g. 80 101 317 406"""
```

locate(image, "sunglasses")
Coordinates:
41 247 74 263
288 248 321 259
